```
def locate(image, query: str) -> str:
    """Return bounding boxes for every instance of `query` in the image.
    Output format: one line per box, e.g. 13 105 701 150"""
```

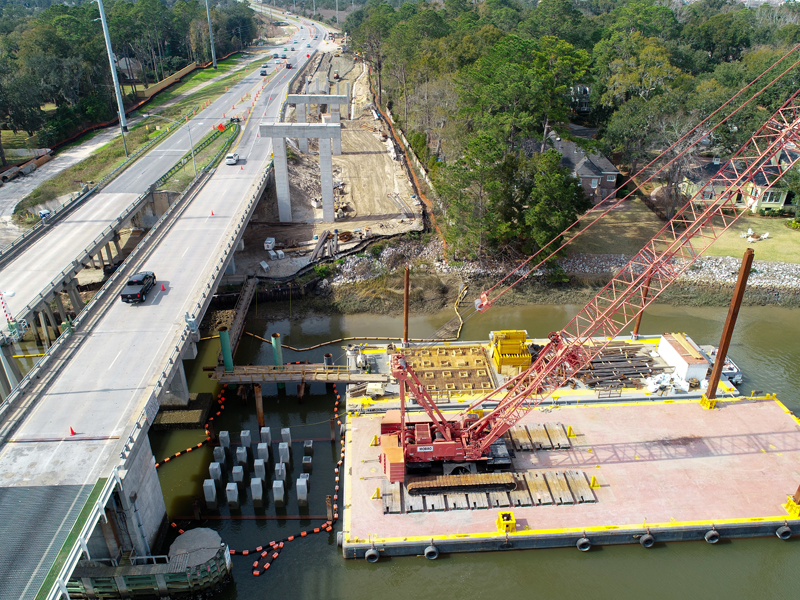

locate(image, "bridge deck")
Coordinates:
211 364 390 384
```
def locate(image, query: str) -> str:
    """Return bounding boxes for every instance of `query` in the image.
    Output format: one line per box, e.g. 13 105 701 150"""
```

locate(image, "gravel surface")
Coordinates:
332 238 800 291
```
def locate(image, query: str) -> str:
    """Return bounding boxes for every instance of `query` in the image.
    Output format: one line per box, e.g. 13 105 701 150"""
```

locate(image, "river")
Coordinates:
150 303 800 600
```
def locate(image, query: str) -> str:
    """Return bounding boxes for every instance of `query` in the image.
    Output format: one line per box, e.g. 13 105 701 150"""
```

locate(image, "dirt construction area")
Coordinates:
230 55 423 280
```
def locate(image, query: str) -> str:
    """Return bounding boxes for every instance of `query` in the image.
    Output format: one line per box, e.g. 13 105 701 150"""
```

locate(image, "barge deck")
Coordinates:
342 394 800 559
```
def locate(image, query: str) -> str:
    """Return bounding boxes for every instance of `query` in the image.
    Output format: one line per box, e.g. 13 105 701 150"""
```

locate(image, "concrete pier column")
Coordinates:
105 242 114 264
257 443 269 461
260 426 271 445
213 446 226 467
275 462 286 481
232 466 244 488
203 480 218 509
302 456 312 473
254 459 266 482
224 254 236 275
165 361 190 405
272 137 292 223
236 446 248 469
209 462 222 483
332 124 342 155
27 314 42 346
297 102 309 153
278 442 290 464
251 478 264 508
96 251 106 267
297 478 308 507
226 483 240 509
38 311 50 349
240 430 252 454
113 237 122 256
91 254 101 269
53 294 68 325
346 83 351 119
273 480 285 508
219 431 231 451
67 279 84 311
304 440 314 456
300 472 310 491
281 428 292 445
42 303 59 337
319 137 335 222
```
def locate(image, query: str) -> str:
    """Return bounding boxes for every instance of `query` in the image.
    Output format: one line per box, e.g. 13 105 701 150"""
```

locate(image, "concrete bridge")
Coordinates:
0 19 330 600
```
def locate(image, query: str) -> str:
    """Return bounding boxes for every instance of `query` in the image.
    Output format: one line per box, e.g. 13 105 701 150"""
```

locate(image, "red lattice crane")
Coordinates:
380 91 800 482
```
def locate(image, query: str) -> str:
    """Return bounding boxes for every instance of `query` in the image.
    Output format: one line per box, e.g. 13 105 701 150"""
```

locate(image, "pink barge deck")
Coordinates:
342 395 800 559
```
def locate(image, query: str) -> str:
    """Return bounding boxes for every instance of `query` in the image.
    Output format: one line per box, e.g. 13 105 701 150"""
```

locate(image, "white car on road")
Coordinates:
225 153 240 165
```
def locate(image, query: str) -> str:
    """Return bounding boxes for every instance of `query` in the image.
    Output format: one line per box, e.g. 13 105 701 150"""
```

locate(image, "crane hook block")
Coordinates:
475 292 491 313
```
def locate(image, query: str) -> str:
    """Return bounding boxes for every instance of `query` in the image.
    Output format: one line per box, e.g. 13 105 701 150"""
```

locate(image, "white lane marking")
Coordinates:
182 246 191 257
107 349 123 371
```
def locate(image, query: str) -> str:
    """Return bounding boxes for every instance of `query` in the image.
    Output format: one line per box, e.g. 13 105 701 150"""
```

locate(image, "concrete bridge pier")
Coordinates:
297 102 309 153
272 137 292 222
41 302 60 337
66 279 84 313
53 293 68 325
37 310 50 349
163 361 190 405
225 254 236 275
319 138 335 222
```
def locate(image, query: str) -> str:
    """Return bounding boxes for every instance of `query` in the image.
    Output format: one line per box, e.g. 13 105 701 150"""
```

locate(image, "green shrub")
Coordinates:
314 264 333 278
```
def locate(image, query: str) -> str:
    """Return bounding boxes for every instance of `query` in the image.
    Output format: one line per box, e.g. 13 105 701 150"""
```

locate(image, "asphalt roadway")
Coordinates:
0 19 316 321
0 17 327 600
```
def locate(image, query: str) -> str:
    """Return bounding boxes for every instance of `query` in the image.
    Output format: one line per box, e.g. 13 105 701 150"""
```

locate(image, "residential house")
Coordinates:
679 153 796 213
524 133 619 204
571 85 591 115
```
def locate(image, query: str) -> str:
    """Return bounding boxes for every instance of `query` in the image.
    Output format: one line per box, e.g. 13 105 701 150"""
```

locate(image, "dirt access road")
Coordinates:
232 57 422 279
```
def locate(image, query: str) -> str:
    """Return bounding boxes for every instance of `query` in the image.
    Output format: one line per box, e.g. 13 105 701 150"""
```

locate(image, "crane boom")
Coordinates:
382 91 800 479
457 91 800 458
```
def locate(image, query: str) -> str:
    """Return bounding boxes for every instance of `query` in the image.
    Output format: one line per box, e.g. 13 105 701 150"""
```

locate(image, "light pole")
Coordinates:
205 0 218 69
143 114 197 177
95 0 129 156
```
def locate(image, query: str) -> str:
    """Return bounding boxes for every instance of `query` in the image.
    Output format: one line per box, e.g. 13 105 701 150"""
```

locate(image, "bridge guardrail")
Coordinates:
0 106 200 269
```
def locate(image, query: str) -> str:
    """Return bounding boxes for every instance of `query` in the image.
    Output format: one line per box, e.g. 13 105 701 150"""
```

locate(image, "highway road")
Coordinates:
0 17 329 600
0 17 316 321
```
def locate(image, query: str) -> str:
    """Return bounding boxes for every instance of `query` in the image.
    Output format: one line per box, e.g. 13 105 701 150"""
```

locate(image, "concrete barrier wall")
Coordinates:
136 62 198 99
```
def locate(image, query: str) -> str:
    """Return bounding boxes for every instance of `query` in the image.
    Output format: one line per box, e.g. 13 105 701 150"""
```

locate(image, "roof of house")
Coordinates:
522 133 618 178
685 149 800 189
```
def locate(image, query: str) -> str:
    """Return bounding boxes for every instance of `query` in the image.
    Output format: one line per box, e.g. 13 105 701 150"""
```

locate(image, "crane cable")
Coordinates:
480 42 800 308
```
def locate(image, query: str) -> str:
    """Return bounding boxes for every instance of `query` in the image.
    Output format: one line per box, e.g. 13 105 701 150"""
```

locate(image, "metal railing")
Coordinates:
44 468 122 600
0 106 200 268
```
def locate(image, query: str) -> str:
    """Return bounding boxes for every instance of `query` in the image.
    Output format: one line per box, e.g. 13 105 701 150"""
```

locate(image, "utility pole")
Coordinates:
205 0 217 69
95 0 129 158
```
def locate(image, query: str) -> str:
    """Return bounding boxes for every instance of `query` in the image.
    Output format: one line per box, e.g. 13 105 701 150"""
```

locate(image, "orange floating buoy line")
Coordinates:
173 384 345 577
154 386 228 469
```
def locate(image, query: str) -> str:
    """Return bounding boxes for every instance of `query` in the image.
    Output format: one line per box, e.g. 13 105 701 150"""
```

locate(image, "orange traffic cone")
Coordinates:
240 165 243 170
161 284 166 291
69 427 76 436
211 210 215 216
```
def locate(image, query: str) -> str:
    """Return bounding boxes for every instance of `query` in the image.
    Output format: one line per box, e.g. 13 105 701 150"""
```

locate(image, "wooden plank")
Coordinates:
404 488 425 513
525 423 553 450
467 492 489 509
545 471 574 505
512 425 533 451
508 426 524 451
565 470 596 504
527 471 553 505
488 491 510 508
509 475 532 507
381 480 402 514
446 494 470 510
426 494 446 511
545 422 570 449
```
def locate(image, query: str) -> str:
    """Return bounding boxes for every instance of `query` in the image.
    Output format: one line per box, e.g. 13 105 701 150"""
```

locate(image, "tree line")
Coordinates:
345 0 800 259
0 0 257 161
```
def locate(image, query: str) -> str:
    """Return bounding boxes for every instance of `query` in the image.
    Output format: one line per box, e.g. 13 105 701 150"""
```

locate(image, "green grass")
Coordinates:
1 129 39 151
14 121 162 218
566 197 664 256
704 212 800 263
34 479 106 600
156 126 238 193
